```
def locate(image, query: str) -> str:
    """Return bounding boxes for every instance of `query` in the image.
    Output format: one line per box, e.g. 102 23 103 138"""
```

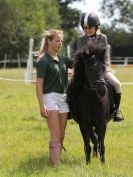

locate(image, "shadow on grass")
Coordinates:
10 153 86 176
10 154 50 176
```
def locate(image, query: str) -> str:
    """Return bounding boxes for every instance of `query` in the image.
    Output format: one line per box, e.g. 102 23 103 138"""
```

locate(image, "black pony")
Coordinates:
68 42 115 164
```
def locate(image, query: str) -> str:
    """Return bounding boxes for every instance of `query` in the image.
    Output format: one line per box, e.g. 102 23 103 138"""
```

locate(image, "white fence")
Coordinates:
0 55 37 68
0 56 133 68
111 57 133 66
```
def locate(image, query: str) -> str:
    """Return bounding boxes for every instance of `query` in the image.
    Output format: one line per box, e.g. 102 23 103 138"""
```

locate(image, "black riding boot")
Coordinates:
113 93 124 122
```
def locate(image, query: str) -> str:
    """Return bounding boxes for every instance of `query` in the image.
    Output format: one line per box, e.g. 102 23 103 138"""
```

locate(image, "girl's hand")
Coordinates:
40 105 48 118
68 69 74 77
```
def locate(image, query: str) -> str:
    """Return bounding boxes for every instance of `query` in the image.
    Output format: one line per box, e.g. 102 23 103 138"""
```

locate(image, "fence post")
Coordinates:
25 38 34 83
3 54 7 69
17 53 21 68
107 44 111 64
67 45 70 58
124 57 128 66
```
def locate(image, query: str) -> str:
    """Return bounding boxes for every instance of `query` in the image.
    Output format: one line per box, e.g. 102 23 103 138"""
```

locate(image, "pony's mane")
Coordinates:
75 41 107 64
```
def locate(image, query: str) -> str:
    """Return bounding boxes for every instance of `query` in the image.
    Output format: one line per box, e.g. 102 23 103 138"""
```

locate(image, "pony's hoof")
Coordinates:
86 161 91 165
101 161 105 165
100 158 105 164
93 152 98 157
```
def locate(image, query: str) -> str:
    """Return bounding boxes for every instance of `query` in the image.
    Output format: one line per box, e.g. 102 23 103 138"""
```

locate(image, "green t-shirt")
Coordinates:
36 53 73 94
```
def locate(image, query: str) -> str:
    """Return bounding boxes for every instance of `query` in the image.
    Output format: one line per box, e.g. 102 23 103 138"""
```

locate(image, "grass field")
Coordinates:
0 68 133 177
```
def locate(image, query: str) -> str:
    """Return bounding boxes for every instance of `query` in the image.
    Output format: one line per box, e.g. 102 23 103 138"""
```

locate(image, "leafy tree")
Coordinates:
0 0 83 60
57 0 83 56
101 0 133 31
102 25 133 56
100 0 133 57
57 0 82 29
0 0 60 59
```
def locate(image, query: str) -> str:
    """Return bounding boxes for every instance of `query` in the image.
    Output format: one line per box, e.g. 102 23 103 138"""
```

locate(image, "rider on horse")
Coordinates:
74 12 124 122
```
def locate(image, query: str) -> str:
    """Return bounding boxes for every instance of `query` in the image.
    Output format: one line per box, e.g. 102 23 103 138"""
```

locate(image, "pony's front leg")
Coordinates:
90 127 98 157
97 122 106 164
79 122 91 164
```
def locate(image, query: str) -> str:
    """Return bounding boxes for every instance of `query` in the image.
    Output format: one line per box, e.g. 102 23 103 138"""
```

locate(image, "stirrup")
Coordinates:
113 110 124 122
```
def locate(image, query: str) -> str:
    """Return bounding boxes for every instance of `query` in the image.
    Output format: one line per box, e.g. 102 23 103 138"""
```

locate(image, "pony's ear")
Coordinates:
83 50 89 59
101 47 107 62
96 45 107 62
96 45 106 55
75 47 86 62
101 47 106 57
82 46 90 58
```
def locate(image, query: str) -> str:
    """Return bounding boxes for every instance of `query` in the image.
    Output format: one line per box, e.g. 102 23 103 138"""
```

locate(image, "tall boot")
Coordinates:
49 142 61 166
113 93 124 122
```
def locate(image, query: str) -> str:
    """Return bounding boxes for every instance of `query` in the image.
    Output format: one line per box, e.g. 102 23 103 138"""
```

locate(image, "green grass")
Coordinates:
0 68 133 177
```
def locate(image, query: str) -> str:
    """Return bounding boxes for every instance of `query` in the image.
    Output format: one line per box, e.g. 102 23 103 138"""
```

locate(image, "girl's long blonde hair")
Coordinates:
34 29 63 58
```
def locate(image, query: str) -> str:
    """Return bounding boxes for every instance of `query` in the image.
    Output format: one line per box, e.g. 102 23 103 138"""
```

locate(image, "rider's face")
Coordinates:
83 26 96 36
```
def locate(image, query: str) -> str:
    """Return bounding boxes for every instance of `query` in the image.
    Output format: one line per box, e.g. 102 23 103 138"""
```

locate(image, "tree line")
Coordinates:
101 0 133 57
0 0 133 60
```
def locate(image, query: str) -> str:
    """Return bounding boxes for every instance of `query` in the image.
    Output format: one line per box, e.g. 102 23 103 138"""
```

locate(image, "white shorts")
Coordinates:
43 92 69 113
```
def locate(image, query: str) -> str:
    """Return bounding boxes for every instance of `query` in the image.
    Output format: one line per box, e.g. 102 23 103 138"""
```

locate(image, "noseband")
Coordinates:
84 79 106 91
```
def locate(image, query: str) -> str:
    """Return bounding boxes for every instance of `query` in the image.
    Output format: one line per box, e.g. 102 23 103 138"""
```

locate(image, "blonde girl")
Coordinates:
36 29 73 165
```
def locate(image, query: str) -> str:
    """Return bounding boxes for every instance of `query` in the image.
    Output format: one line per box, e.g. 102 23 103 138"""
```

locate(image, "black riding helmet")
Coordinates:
81 12 100 29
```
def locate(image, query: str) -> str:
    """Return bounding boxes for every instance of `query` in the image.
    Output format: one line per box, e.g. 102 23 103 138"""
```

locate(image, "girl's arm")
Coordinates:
36 78 48 117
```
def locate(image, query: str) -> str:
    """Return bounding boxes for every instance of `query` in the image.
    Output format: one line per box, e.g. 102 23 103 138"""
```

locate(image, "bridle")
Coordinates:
83 78 106 91
83 60 107 93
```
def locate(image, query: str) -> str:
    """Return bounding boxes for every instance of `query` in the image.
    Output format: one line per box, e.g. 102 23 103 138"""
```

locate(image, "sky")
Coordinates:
70 0 107 24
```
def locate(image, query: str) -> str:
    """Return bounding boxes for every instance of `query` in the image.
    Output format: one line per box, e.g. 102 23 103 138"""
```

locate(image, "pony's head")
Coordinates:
78 42 107 97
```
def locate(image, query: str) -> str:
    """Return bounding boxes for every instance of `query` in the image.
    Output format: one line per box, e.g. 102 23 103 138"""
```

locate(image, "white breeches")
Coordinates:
105 71 121 93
